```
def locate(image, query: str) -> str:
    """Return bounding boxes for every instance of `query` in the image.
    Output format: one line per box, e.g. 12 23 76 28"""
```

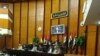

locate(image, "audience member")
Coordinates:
53 45 61 54
48 45 54 53
37 43 43 52
30 44 38 52
17 44 23 50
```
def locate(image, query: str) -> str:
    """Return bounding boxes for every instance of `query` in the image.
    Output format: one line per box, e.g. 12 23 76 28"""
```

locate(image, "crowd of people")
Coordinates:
17 39 67 54
16 33 85 54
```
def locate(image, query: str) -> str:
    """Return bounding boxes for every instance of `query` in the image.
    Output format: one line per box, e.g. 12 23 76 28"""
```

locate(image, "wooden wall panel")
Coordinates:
36 0 44 41
51 0 59 42
28 1 35 44
69 0 78 33
0 38 4 50
0 19 9 28
59 0 68 43
13 3 20 48
0 8 8 14
79 0 85 35
20 2 28 45
88 26 96 32
86 26 96 56
44 0 51 40
96 26 100 56
6 36 12 49
97 28 100 56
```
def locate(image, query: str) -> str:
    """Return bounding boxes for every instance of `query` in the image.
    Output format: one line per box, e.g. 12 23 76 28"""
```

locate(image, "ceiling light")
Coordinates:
98 21 100 24
3 6 7 9
80 21 84 26
37 27 42 31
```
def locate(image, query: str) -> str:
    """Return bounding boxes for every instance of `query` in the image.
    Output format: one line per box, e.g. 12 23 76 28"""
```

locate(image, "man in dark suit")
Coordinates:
37 43 43 52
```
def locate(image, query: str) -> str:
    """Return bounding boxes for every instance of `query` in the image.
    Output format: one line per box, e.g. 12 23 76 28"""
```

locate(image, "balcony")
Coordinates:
0 3 13 35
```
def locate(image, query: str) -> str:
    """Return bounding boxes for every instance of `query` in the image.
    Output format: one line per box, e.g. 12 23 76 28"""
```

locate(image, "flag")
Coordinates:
63 35 67 43
43 35 47 43
72 37 76 48
63 33 67 43
72 36 79 49
46 35 50 41
72 32 76 48
43 38 46 43
44 35 50 43
40 37 43 43
39 35 43 43
68 34 73 48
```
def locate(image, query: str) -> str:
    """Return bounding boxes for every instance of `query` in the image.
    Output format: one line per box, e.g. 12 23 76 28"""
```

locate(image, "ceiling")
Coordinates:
83 0 100 25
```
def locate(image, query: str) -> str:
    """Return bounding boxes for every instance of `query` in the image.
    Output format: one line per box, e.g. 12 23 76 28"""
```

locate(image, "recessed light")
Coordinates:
3 6 7 9
37 27 42 31
98 21 100 24
80 21 84 26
